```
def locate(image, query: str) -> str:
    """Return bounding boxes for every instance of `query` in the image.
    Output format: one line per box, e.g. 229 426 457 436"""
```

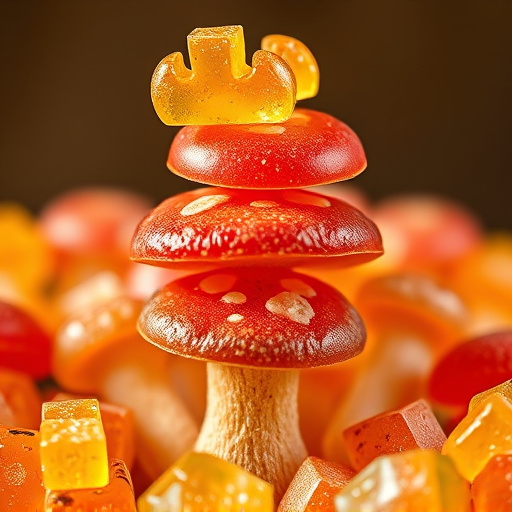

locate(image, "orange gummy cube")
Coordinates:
343 399 446 470
0 425 45 511
44 458 135 511
472 454 512 511
278 456 354 512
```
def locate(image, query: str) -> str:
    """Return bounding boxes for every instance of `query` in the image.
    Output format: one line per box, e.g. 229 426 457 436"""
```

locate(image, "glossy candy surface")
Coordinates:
45 458 135 512
342 399 446 470
167 109 366 188
131 188 382 269
278 457 354 512
139 267 366 369
0 425 45 511
52 393 136 470
138 451 274 512
472 454 512 512
469 378 512 410
429 331 512 407
151 25 296 126
40 399 109 490
334 450 471 512
262 34 319 100
0 300 52 378
442 394 512 482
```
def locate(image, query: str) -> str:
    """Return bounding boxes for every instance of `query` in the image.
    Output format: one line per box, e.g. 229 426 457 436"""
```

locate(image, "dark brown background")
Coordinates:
1 1 511 229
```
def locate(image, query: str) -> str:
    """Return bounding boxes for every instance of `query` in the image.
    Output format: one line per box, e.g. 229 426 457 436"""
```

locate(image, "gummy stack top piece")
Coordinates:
131 25 383 506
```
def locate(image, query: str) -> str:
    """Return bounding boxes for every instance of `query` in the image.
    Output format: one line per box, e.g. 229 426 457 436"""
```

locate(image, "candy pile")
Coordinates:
1 25 511 512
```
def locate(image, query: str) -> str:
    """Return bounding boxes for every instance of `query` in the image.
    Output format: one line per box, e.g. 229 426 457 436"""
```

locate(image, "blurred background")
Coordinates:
1 0 511 229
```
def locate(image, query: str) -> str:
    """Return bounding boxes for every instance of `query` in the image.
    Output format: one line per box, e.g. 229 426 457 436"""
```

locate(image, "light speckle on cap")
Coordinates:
249 201 278 208
282 190 331 207
199 274 237 294
280 278 317 298
265 292 315 325
248 125 286 135
227 314 244 323
221 292 247 304
180 195 230 216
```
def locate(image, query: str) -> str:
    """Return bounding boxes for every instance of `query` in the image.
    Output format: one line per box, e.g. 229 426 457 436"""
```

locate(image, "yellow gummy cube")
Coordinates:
469 379 512 410
42 398 101 421
138 452 273 512
40 418 109 490
261 34 319 100
442 394 512 482
151 25 296 126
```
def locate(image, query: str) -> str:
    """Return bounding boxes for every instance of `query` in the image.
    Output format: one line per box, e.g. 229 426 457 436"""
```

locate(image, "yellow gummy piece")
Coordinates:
262 34 319 100
42 398 101 421
469 380 512 411
151 25 296 125
40 417 109 490
442 394 512 482
138 451 274 512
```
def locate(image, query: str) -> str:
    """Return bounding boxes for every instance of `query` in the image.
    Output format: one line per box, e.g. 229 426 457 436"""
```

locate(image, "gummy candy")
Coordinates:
262 34 319 100
442 394 512 482
44 458 135 512
167 109 367 188
335 450 471 512
151 25 296 126
131 187 382 269
469 378 512 410
472 454 512 512
0 425 45 511
138 451 274 512
40 399 109 490
278 456 354 512
342 399 446 470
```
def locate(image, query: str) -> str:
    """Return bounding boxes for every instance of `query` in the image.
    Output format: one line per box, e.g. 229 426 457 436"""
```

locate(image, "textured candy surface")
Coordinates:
0 300 52 378
429 331 512 407
278 457 354 512
45 458 135 511
262 34 319 100
469 379 512 410
472 454 512 512
168 109 366 189
343 399 446 470
138 267 366 368
131 188 382 269
52 393 136 470
442 394 512 482
0 425 45 511
334 450 471 512
151 25 296 125
40 399 109 490
138 451 273 511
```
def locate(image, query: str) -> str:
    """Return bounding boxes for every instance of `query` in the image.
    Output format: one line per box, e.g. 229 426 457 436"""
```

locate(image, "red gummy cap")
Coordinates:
167 109 367 189
131 187 382 269
138 267 366 369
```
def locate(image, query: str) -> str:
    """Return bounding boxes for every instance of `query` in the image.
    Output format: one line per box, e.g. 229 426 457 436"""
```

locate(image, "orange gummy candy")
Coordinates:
151 25 296 125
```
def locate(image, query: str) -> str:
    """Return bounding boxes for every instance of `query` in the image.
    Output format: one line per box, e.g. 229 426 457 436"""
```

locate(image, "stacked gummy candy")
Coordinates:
1 24 512 512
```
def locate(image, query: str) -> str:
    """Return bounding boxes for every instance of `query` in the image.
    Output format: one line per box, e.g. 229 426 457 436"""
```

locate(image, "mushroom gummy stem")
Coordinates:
195 362 307 504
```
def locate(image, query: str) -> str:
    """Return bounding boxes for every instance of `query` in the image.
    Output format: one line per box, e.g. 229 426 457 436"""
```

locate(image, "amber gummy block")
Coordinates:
335 450 471 512
472 454 512 511
442 394 512 482
278 456 354 512
469 378 512 410
40 399 109 490
0 425 45 511
342 399 446 470
52 393 135 470
138 451 274 512
45 458 136 512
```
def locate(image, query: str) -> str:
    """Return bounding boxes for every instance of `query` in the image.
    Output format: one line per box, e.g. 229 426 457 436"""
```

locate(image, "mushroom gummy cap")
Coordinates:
138 267 366 369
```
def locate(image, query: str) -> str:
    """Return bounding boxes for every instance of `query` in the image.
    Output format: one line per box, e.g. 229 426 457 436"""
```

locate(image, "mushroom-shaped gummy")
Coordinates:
138 267 366 501
324 274 466 461
167 109 367 189
131 187 382 269
53 295 199 478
